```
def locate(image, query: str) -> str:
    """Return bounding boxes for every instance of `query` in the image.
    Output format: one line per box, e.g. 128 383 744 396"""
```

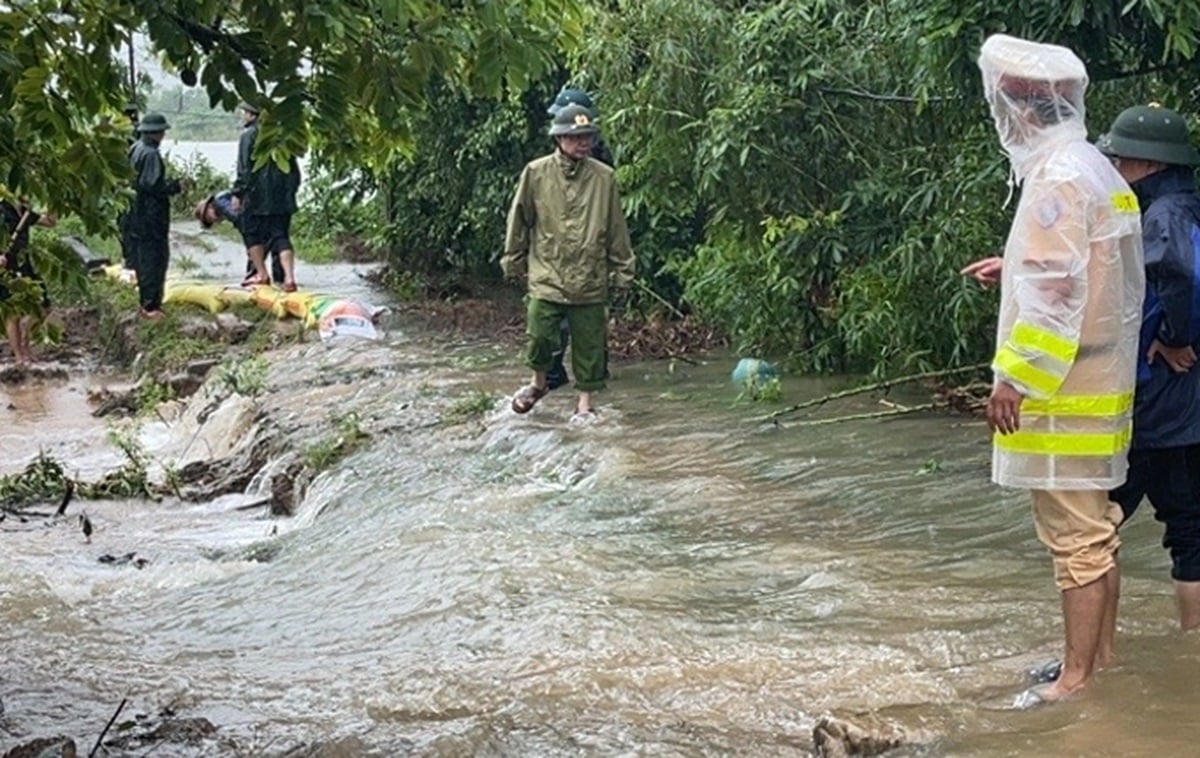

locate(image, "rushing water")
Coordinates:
1 250 1195 755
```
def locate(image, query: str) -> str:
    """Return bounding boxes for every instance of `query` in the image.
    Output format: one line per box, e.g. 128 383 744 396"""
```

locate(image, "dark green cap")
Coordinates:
136 112 171 133
1097 104 1200 166
548 104 598 137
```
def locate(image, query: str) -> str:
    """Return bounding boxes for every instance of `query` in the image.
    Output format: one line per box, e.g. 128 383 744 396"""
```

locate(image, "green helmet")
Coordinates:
547 86 595 117
548 104 599 137
1097 103 1200 166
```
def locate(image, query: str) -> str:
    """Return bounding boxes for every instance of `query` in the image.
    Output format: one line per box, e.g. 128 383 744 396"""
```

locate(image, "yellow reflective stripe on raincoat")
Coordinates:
994 426 1132 456
1111 192 1139 214
1022 391 1134 418
1010 321 1079 364
992 345 1063 397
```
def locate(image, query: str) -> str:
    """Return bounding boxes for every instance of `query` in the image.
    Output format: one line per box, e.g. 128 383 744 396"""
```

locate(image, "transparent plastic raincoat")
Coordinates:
979 35 1145 490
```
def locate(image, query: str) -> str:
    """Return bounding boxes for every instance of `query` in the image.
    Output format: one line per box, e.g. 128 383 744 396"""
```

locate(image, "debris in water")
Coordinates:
78 511 93 543
97 552 149 569
54 479 74 517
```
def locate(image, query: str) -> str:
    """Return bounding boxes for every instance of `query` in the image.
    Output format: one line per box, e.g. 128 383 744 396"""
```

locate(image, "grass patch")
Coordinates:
444 390 498 424
174 253 202 274
89 277 276 380
303 412 369 471
211 355 270 398
736 375 783 403
292 230 338 264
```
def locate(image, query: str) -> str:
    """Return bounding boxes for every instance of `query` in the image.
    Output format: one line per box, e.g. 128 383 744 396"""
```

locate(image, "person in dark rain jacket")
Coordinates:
128 112 184 319
232 103 301 291
1097 104 1200 630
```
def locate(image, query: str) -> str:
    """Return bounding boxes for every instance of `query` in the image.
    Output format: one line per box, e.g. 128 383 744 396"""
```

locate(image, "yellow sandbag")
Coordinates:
164 281 227 313
216 287 254 308
280 291 327 325
102 264 135 283
249 284 288 318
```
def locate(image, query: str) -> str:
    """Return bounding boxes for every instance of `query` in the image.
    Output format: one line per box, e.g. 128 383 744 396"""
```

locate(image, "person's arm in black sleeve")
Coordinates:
1145 209 1196 349
135 150 182 197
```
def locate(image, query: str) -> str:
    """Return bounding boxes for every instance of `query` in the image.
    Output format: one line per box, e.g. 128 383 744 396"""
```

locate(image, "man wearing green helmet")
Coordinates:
1096 103 1200 630
543 85 617 390
547 85 616 169
503 104 635 421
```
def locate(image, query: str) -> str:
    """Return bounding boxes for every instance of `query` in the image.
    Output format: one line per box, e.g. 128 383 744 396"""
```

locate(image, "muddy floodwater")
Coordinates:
2 240 1196 755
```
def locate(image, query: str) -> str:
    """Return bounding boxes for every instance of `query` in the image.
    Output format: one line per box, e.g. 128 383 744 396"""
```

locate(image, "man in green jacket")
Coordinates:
503 104 636 421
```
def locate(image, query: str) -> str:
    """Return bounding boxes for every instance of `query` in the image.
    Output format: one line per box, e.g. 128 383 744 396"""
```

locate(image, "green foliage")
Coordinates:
291 162 387 263
0 443 156 508
0 234 91 324
135 379 176 414
90 426 155 499
1 0 580 232
375 268 427 302
737 375 783 403
212 356 270 398
913 458 943 476
303 411 369 471
89 276 228 377
444 390 499 424
380 81 555 276
563 0 1200 373
0 450 68 509
166 153 227 218
9 0 1200 378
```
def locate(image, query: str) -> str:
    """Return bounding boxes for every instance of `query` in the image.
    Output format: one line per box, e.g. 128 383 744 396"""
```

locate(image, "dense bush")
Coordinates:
377 81 561 277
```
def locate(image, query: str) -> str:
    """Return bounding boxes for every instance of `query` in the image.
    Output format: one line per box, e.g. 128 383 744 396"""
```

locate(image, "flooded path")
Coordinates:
1 241 1194 755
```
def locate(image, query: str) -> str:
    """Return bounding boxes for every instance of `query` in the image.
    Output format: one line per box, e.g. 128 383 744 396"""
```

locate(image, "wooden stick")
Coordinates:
777 402 943 427
758 363 989 421
3 207 35 256
90 697 128 758
632 278 687 321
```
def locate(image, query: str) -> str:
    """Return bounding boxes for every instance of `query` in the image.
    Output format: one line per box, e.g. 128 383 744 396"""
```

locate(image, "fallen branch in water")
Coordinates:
90 696 128 757
778 402 944 426
632 278 687 321
758 363 989 421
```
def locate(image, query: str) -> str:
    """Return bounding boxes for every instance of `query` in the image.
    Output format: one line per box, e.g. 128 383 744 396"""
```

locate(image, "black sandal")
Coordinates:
511 384 548 414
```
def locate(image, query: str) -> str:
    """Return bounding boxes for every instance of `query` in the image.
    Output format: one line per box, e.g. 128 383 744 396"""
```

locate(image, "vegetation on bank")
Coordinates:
5 1 1200 378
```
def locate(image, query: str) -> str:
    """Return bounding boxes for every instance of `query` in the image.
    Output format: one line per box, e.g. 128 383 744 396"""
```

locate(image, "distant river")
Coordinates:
163 139 239 178
162 140 309 182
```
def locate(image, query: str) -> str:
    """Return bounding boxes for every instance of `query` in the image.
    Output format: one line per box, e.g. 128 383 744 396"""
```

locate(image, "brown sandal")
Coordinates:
511 384 548 414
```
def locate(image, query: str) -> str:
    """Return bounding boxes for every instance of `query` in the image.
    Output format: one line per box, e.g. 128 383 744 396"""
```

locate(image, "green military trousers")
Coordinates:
525 298 607 391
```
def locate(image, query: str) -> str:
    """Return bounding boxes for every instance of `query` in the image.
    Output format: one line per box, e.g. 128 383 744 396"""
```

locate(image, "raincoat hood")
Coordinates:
978 34 1089 182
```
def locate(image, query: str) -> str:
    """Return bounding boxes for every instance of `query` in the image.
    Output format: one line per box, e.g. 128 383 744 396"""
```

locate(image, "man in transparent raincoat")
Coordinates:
978 34 1144 707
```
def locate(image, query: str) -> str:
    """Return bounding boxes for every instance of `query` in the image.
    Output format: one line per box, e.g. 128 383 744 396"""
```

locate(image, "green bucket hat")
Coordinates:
1097 103 1200 166
137 112 171 133
548 104 598 137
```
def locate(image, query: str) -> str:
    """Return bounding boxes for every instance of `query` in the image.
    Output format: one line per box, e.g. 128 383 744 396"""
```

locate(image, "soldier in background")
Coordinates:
128 112 186 319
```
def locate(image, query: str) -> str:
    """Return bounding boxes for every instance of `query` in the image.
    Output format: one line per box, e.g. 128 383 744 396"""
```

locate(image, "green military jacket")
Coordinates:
502 151 635 304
